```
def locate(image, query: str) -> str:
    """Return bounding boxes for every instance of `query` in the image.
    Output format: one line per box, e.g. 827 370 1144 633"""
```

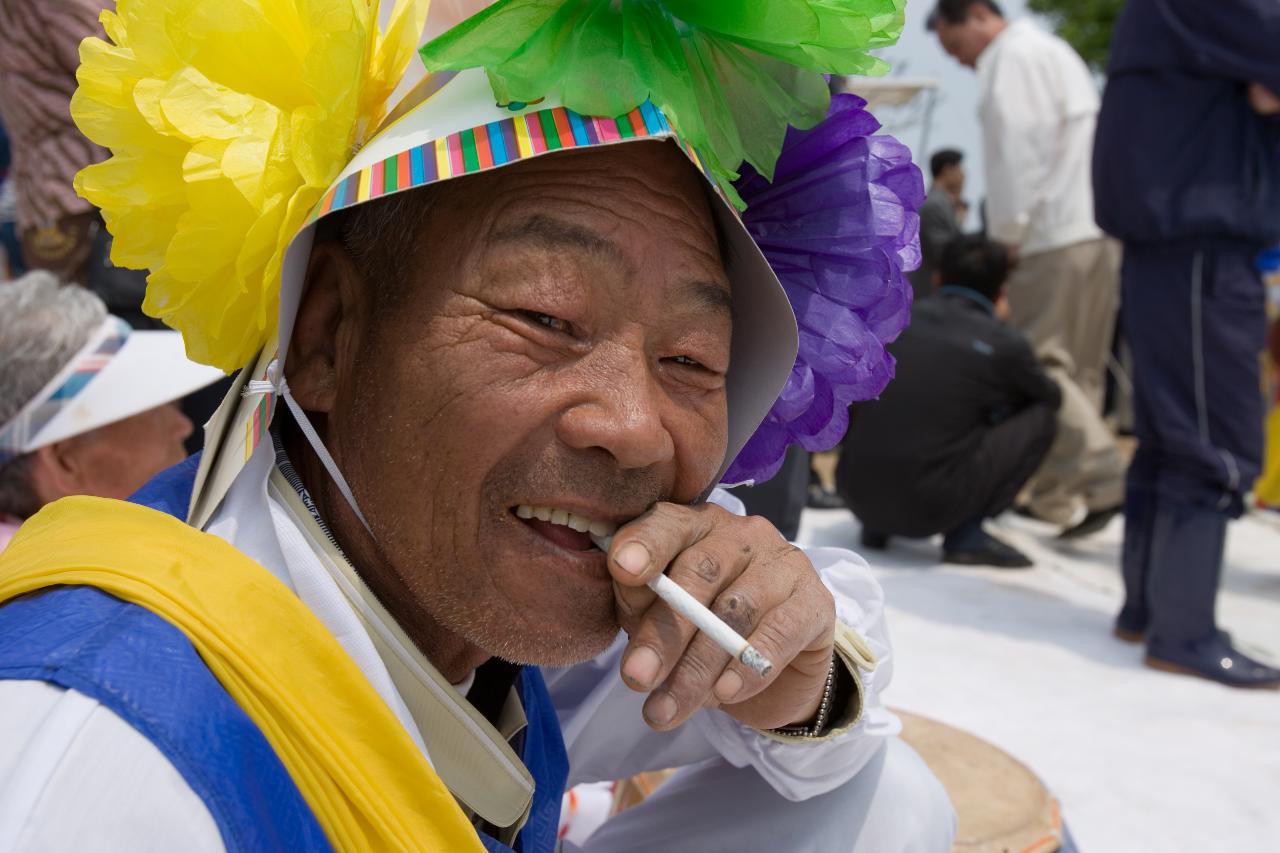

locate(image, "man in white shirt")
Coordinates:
929 0 1125 538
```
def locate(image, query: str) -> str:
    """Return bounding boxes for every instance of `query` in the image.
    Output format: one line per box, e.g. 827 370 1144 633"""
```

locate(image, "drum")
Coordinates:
896 710 1063 853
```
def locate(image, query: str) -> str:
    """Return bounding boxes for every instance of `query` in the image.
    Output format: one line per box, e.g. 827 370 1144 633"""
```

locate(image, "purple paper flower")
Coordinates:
723 94 925 485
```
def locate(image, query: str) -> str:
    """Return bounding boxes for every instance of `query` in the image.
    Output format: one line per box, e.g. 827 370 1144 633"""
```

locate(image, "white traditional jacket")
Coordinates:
0 438 900 851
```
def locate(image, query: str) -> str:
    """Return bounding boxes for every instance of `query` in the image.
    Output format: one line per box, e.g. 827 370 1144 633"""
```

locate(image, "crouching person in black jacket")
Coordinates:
837 235 1060 567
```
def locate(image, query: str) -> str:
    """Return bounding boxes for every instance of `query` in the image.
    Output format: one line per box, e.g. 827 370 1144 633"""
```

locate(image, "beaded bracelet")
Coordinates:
769 652 838 738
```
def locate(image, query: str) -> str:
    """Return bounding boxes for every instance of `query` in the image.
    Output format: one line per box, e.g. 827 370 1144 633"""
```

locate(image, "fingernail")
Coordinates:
623 646 661 688
614 542 650 576
645 691 678 727
714 670 743 702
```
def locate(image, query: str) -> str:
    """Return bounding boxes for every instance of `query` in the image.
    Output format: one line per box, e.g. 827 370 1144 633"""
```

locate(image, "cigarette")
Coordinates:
591 534 774 679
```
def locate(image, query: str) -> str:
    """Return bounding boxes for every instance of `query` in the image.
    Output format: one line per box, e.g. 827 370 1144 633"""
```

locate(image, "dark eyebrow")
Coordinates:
685 280 733 316
493 214 731 315
491 215 622 261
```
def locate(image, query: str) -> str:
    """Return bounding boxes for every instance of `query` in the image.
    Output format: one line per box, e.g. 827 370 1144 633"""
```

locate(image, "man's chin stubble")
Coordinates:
421 576 621 667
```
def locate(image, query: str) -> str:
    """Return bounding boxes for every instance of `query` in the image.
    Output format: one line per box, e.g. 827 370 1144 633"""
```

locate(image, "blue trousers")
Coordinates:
1123 244 1266 515
1120 243 1267 641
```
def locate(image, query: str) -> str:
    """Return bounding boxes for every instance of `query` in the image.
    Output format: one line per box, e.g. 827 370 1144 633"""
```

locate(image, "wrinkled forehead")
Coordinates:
430 139 729 264
312 140 733 323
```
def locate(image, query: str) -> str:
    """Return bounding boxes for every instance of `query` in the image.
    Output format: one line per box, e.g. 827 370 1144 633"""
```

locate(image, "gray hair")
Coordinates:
0 270 108 516
313 186 438 314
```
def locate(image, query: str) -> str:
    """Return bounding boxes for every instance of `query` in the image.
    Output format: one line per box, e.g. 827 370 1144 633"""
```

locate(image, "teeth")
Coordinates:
514 505 619 538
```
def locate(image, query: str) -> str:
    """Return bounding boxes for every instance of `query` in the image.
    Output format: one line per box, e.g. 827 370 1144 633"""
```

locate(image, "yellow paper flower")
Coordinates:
72 0 430 372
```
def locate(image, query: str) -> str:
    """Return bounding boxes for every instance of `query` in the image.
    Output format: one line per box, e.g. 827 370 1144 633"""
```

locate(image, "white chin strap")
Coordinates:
243 359 374 534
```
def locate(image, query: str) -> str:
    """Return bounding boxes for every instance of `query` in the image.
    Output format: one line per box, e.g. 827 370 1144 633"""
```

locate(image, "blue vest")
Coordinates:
0 456 569 852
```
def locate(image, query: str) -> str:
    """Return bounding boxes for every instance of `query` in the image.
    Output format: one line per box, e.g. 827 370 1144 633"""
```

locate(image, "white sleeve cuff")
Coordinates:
688 545 900 802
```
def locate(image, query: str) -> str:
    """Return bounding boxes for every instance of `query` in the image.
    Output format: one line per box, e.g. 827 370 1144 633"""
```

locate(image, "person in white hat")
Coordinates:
0 270 222 550
0 3 955 852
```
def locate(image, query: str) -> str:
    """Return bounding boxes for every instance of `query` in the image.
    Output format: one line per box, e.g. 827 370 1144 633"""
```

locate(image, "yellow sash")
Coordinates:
0 496 484 853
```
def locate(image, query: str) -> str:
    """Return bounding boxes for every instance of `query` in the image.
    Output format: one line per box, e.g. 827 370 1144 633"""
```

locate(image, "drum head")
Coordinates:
897 710 1062 853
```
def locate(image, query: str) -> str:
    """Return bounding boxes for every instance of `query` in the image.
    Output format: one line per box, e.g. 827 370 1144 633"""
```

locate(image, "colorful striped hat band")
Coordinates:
309 98 721 226
0 317 131 468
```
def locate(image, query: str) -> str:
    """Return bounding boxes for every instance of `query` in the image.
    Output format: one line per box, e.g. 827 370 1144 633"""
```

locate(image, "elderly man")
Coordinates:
0 3 954 851
928 0 1125 539
0 270 220 549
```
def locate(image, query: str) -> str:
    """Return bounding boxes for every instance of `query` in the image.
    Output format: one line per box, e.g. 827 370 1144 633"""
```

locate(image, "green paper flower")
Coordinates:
419 0 905 205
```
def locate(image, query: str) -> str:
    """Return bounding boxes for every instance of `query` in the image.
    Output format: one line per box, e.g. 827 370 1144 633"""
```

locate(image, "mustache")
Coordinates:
489 445 674 519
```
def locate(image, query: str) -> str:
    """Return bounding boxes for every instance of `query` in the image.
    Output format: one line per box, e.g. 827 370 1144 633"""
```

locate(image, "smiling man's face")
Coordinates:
295 141 733 666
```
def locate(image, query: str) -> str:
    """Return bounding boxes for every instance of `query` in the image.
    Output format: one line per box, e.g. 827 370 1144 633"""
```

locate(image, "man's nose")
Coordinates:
166 404 194 441
555 359 676 471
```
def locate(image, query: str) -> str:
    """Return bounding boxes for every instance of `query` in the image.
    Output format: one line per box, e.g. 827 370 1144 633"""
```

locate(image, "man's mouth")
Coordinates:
513 504 618 552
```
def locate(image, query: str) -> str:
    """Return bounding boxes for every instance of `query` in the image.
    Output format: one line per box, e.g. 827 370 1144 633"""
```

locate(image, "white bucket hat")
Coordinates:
0 317 223 467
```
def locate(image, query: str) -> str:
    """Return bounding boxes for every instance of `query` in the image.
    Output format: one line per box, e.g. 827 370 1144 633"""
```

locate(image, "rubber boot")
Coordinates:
1114 487 1155 642
1144 504 1280 688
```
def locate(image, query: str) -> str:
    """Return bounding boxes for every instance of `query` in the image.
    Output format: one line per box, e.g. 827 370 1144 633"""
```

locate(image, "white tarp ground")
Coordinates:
798 508 1280 852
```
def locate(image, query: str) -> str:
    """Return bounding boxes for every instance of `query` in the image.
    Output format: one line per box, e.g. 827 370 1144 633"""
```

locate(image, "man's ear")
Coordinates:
28 440 87 504
287 241 366 413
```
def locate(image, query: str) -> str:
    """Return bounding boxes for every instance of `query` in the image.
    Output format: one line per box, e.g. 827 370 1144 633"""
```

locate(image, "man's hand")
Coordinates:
605 502 837 732
994 292 1013 322
1248 82 1280 116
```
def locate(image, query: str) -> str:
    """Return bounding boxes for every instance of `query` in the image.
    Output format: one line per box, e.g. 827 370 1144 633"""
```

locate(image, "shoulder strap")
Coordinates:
472 667 570 853
0 585 331 852
0 495 486 852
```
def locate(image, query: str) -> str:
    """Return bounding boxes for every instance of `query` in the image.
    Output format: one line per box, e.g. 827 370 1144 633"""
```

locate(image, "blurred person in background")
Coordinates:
0 0 156 330
929 0 1125 539
1093 0 1280 688
0 0 107 283
837 235 1060 568
730 445 811 541
0 1 233 449
0 271 222 550
907 148 966 303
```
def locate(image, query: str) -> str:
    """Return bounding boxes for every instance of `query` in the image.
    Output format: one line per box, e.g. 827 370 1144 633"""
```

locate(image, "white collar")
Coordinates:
205 440 534 832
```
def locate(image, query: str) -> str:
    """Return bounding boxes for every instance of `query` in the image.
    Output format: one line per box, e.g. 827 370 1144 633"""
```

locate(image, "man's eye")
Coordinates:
518 310 571 334
669 355 706 369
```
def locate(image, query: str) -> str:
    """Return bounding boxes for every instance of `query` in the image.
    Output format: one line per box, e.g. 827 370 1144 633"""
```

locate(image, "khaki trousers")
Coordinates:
1007 238 1125 525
